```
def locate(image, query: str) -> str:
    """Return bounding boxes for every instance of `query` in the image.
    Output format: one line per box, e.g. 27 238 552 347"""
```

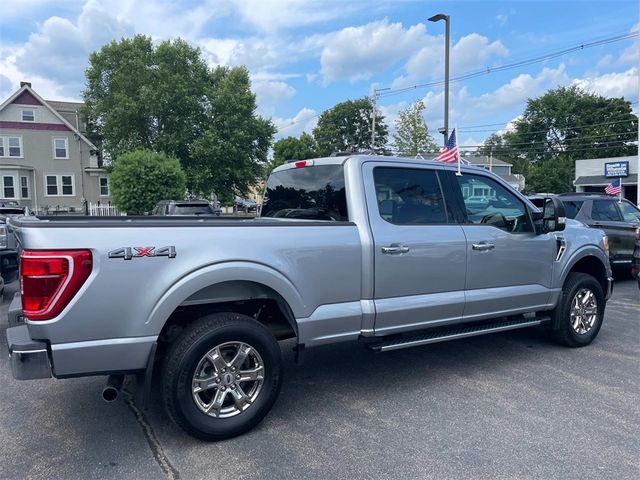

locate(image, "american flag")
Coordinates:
604 179 622 195
437 128 458 163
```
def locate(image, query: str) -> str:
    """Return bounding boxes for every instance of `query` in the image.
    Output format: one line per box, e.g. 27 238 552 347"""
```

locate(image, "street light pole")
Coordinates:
428 13 450 145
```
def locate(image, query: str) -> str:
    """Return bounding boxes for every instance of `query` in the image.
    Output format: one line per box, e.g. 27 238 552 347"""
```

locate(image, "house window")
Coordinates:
99 176 110 196
53 137 68 159
22 109 35 121
20 176 30 199
0 136 22 157
45 174 75 196
2 176 16 199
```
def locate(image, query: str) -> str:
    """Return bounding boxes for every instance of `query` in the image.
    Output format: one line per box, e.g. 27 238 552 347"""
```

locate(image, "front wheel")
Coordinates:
161 312 283 440
551 272 605 347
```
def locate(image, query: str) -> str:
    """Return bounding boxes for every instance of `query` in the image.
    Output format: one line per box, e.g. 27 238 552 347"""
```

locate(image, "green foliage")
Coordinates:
392 100 438 157
271 132 318 170
479 86 638 193
110 149 186 214
313 97 388 156
83 35 274 197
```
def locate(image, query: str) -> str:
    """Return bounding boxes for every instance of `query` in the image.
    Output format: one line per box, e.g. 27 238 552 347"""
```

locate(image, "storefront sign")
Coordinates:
604 161 629 178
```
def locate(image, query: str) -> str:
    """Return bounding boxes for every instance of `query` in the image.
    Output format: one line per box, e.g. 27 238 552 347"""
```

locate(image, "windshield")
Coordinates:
261 165 348 221
170 204 216 215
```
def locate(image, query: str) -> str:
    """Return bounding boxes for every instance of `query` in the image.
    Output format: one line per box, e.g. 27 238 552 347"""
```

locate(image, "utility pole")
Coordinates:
371 87 389 154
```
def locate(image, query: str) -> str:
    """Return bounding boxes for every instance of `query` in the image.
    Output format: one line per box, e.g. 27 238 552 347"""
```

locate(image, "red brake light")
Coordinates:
294 160 314 168
20 250 93 321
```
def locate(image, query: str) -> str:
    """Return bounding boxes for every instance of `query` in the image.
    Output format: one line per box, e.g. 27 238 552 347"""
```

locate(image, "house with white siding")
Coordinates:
0 82 111 214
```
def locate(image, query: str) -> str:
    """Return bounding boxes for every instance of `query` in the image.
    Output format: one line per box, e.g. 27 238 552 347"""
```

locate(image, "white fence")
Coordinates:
88 202 125 216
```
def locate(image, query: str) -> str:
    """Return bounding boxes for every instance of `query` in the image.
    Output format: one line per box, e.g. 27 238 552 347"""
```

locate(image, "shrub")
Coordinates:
110 149 186 214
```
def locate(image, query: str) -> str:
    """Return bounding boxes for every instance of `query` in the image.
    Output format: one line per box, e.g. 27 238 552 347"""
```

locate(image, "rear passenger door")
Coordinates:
364 162 467 335
589 199 635 264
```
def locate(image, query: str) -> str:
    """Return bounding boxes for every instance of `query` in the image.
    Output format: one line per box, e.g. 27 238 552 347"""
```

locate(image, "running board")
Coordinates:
368 316 550 352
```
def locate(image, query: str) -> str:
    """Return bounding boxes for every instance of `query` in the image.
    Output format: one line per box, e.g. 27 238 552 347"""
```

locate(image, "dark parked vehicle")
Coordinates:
631 227 639 289
0 202 28 285
234 197 257 212
152 200 222 216
556 193 640 269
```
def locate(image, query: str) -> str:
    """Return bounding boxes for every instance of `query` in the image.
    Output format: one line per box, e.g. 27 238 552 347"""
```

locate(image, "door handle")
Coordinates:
472 242 495 251
381 244 410 255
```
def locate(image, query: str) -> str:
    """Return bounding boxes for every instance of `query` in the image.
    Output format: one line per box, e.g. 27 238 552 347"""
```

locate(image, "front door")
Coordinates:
364 162 467 335
450 171 556 320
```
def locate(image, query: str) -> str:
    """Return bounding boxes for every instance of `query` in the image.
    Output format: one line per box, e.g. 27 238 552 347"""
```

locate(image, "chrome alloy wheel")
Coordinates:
570 288 598 335
191 342 265 418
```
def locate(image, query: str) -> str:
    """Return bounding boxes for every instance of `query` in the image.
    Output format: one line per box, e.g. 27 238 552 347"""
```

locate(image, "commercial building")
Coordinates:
0 82 110 214
574 155 638 204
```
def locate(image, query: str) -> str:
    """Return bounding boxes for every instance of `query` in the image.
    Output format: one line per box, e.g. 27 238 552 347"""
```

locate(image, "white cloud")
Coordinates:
274 108 318 138
572 67 638 99
253 80 296 116
496 14 508 26
13 1 133 96
393 33 509 88
319 19 427 84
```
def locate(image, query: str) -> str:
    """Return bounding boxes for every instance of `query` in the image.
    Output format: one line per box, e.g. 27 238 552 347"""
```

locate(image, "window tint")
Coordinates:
617 200 640 223
262 165 348 221
562 200 584 219
591 200 622 221
170 204 216 215
457 174 532 233
372 167 448 225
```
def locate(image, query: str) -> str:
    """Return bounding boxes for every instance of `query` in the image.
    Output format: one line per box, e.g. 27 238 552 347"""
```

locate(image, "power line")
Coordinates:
460 116 638 134
377 32 639 99
457 102 639 131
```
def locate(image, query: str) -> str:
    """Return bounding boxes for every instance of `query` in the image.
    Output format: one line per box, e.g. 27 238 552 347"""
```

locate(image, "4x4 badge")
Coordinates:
108 246 176 260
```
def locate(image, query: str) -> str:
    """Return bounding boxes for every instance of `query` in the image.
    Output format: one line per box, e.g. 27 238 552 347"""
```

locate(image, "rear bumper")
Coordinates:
6 325 52 380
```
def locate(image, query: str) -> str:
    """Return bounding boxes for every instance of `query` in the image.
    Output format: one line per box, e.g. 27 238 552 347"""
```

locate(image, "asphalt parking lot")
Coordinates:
1 279 638 480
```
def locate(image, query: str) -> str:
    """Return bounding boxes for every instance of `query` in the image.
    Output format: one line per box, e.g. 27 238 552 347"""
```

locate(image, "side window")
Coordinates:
457 174 532 233
617 200 640 223
373 167 449 225
591 200 622 221
562 200 584 219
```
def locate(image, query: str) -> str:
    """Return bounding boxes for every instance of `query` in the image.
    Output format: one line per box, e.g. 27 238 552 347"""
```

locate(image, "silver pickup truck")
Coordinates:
6 155 612 440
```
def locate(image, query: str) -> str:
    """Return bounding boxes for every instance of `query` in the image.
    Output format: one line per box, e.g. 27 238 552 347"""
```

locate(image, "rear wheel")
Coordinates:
162 312 283 440
551 272 605 347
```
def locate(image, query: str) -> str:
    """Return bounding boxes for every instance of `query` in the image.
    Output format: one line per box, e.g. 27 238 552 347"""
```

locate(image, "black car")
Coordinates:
151 200 222 216
556 193 640 270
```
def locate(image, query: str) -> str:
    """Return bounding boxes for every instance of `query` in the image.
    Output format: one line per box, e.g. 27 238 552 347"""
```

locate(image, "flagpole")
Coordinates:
455 126 462 176
619 176 622 202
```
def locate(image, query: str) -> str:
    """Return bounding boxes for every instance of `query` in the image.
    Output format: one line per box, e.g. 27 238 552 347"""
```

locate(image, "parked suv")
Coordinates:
556 193 640 269
152 199 222 216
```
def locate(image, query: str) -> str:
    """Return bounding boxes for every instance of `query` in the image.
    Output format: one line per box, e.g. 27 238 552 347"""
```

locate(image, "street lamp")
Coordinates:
428 13 450 145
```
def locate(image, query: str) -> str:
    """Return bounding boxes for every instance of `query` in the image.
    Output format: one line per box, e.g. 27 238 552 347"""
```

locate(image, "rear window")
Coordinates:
170 204 216 215
561 200 584 219
261 165 348 221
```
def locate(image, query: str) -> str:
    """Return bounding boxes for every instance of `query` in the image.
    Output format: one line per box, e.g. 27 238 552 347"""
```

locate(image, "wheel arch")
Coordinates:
146 262 304 340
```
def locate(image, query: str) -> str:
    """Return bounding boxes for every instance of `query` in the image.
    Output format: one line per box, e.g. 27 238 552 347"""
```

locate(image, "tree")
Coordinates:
478 86 637 193
271 132 318 170
110 150 186 214
188 66 276 198
313 97 388 156
392 100 438 156
83 35 274 197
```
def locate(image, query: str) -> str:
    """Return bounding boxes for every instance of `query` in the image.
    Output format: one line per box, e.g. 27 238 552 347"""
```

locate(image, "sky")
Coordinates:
0 0 638 148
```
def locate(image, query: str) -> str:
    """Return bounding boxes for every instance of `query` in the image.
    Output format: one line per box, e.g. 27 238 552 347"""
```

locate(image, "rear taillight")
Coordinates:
20 250 93 321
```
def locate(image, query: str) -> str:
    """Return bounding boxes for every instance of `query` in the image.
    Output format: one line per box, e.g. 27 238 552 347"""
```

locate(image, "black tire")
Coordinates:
551 272 605 347
162 312 282 441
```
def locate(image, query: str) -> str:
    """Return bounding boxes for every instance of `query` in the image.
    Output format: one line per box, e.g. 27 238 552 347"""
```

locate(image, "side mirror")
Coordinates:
542 197 566 233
